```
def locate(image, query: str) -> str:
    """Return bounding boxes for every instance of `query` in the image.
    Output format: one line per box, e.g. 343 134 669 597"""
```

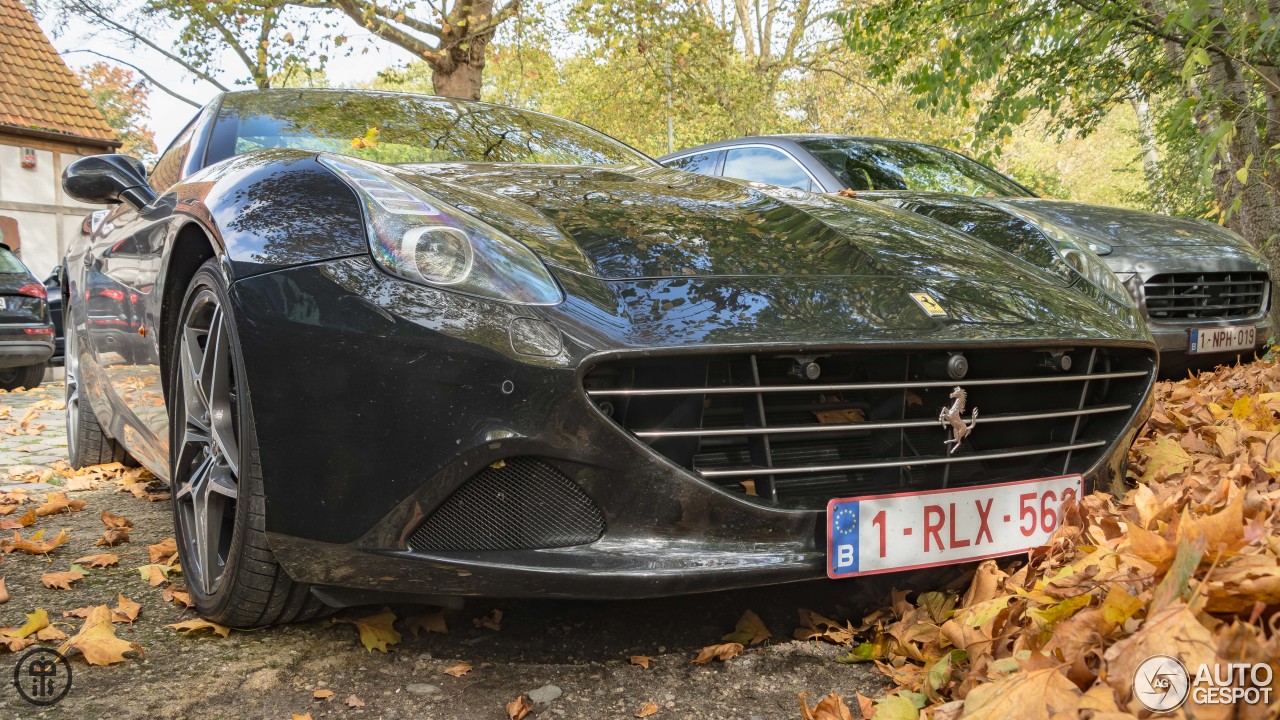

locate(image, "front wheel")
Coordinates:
0 363 45 391
170 260 330 627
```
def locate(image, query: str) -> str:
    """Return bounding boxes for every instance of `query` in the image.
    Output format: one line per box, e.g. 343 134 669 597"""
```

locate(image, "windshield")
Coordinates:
208 90 654 167
798 138 1031 197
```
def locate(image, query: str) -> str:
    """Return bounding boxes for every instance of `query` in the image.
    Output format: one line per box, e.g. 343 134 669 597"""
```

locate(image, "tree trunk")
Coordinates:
432 61 484 100
1129 87 1167 214
1204 48 1280 330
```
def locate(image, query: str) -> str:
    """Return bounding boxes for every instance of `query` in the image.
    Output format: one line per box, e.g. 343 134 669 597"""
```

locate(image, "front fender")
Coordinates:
170 149 368 279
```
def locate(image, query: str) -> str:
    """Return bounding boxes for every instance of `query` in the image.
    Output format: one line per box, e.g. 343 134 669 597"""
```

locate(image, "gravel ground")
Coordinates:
0 383 904 719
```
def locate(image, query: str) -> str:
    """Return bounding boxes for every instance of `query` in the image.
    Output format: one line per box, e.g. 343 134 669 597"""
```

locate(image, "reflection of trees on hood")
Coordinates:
218 90 645 166
212 152 366 268
615 278 924 346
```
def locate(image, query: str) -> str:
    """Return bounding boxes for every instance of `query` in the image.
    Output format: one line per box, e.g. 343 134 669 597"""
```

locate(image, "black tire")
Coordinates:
0 363 45 391
169 260 330 627
64 291 135 468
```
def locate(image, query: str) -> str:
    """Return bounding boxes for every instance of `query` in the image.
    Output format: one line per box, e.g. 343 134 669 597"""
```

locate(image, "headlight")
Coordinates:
320 155 562 305
1055 240 1131 304
1000 208 1131 306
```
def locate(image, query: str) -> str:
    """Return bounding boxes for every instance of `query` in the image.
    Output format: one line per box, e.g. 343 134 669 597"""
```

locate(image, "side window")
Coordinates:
722 147 812 190
148 119 198 193
665 150 723 176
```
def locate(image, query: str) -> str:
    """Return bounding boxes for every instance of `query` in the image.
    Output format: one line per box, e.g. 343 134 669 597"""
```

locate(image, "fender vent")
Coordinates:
409 458 605 551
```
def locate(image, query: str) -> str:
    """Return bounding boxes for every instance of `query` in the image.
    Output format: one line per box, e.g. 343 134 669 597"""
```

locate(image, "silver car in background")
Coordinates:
660 135 1272 377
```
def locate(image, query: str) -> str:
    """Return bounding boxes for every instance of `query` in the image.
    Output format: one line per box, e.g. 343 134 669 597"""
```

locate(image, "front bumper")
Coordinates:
1114 254 1272 374
230 257 1154 600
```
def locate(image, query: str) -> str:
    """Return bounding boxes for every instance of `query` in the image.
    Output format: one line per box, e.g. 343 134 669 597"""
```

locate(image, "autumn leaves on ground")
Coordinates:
0 361 1278 719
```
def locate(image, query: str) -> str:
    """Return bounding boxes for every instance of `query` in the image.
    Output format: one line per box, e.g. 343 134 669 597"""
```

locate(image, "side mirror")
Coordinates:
62 154 157 209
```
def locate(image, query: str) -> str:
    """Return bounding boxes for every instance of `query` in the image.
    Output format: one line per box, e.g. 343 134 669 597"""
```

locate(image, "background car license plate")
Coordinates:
1189 325 1255 354
826 475 1082 578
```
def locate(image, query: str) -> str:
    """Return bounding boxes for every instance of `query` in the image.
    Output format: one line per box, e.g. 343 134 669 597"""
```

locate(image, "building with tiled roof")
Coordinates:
0 0 120 280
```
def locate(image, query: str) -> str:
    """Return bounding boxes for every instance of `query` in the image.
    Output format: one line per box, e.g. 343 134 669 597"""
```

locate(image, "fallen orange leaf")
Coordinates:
1 528 69 554
59 605 142 665
74 553 119 568
691 642 743 663
146 537 177 563
402 610 447 638
168 618 230 638
100 510 132 529
799 692 856 720
0 508 34 529
722 609 771 646
111 594 141 623
506 695 533 720
333 607 400 652
162 584 194 608
473 608 502 631
40 570 84 590
95 527 130 546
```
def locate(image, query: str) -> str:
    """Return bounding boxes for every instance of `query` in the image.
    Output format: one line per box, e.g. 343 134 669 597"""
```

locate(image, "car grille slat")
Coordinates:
632 403 1133 438
695 440 1109 476
583 347 1154 509
1143 271 1269 319
584 369 1149 397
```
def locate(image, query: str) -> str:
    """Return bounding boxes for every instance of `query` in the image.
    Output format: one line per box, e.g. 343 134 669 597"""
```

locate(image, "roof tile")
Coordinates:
0 0 118 144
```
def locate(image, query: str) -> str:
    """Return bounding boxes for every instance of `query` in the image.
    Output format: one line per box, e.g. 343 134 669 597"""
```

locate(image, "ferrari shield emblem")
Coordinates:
910 292 948 319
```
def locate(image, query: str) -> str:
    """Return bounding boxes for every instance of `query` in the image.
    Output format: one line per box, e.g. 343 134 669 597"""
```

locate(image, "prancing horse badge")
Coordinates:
910 292 948 318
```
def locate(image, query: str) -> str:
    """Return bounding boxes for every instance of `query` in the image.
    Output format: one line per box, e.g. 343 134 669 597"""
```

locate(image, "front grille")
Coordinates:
583 347 1153 509
1144 271 1268 319
409 457 605 551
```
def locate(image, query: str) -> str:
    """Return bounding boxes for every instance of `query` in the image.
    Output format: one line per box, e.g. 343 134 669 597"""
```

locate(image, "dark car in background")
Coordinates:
661 136 1273 376
62 89 1156 629
44 269 63 365
0 244 53 390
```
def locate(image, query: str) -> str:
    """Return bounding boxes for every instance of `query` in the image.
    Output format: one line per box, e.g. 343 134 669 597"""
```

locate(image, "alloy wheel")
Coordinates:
174 288 241 595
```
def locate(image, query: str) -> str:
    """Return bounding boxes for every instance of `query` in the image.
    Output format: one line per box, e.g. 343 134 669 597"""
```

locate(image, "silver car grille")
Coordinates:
583 347 1154 509
1144 271 1268 320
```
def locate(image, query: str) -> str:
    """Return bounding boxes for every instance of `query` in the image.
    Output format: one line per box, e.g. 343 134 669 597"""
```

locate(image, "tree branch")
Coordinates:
471 0 522 36
68 1 229 91
64 49 202 107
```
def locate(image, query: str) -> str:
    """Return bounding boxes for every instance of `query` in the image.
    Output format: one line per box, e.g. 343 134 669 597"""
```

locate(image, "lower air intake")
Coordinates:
409 457 605 551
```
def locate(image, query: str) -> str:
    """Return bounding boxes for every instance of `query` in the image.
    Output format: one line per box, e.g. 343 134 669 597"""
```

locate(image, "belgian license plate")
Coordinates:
1189 325 1255 355
826 475 1082 578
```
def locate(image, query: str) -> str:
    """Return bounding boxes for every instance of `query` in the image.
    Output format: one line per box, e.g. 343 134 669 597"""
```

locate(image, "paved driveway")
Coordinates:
0 384 888 719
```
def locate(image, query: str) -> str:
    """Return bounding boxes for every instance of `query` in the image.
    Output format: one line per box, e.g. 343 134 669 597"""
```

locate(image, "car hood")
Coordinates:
375 163 1145 338
993 198 1256 252
393 162 1070 285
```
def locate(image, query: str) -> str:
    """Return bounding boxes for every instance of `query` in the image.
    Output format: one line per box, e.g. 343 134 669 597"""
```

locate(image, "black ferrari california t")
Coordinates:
61 89 1157 626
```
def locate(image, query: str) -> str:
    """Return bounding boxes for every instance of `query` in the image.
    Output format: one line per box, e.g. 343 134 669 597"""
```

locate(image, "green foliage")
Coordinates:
149 0 324 88
839 0 1280 253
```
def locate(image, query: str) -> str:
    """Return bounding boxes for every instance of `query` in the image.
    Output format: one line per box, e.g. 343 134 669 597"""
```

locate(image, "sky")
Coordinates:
37 9 417 151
